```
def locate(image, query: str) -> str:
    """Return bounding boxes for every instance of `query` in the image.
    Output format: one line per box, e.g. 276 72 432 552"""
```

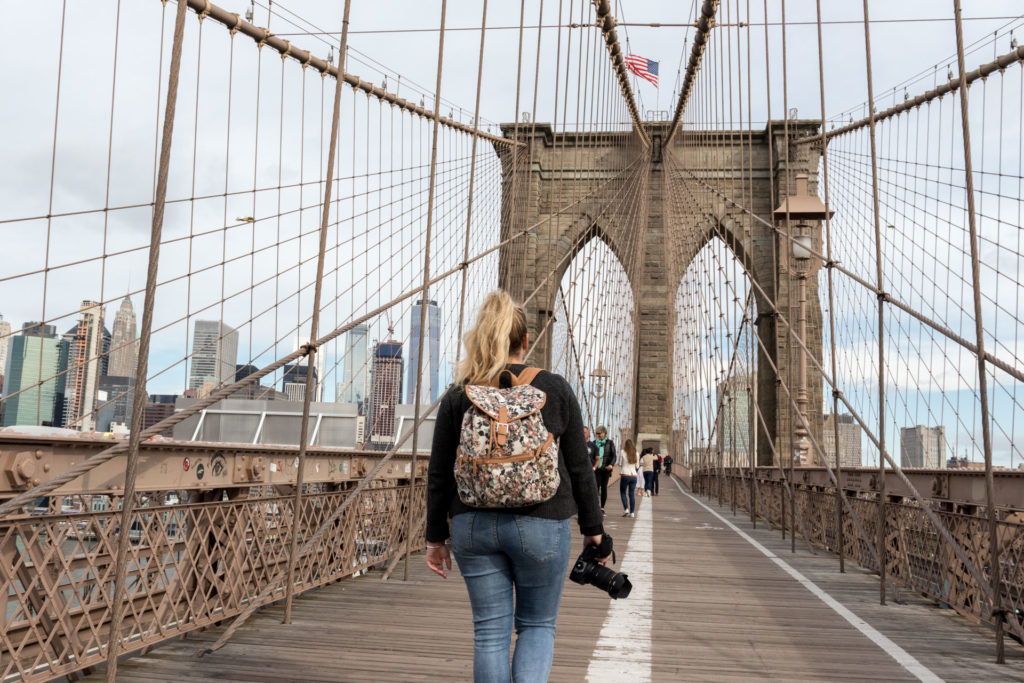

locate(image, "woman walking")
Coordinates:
425 290 608 682
619 439 639 517
651 453 661 496
641 447 656 497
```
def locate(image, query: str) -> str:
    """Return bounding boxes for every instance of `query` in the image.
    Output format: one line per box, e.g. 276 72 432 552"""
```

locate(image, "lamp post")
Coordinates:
793 234 814 465
589 362 610 430
773 174 833 467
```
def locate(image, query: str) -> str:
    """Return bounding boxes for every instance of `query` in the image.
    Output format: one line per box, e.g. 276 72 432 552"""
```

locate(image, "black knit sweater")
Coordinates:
425 364 605 543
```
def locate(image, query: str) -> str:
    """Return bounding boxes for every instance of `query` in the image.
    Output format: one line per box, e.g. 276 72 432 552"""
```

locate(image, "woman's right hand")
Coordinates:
426 544 451 578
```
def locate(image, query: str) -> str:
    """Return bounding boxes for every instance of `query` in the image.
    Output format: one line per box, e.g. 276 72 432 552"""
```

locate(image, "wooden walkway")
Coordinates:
88 476 1024 682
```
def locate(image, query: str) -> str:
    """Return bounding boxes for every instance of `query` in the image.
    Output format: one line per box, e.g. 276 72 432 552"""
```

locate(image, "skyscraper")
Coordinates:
281 362 318 402
368 339 403 450
2 323 64 427
0 314 11 394
900 425 946 469
108 295 139 378
188 321 238 391
339 324 369 406
97 375 135 432
406 300 441 405
292 335 325 402
63 301 107 431
716 375 752 467
823 413 862 468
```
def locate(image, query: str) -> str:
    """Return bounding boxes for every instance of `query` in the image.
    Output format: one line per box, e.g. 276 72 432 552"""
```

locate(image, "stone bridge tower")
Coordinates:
494 121 826 466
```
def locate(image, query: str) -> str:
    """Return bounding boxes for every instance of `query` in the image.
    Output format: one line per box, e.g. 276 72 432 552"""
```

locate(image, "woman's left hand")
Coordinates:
584 534 611 566
426 544 452 578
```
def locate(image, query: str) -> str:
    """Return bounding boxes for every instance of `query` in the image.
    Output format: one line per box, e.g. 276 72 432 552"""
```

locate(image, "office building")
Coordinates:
3 324 66 427
281 362 318 402
63 301 108 431
291 335 325 402
406 300 441 404
339 324 369 405
230 365 285 400
716 375 752 467
97 375 136 432
188 321 238 391
2 323 66 427
142 394 178 437
823 413 862 468
900 425 946 469
108 295 139 378
0 314 11 394
367 340 403 450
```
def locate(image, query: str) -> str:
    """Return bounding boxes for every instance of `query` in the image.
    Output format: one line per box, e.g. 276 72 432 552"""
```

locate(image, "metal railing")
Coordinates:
0 442 424 683
691 466 1024 645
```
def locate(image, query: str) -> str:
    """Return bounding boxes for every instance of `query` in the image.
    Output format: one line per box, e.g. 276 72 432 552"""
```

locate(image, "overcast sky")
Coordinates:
1 1 1021 463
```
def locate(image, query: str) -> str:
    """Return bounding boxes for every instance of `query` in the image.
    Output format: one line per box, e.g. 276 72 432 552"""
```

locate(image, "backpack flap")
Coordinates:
464 384 547 423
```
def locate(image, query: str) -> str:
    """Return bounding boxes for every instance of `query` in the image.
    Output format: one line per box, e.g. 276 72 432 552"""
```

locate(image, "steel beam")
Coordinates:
0 433 423 500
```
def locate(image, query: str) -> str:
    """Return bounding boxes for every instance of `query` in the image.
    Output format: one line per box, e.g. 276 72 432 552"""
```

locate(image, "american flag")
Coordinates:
625 54 659 87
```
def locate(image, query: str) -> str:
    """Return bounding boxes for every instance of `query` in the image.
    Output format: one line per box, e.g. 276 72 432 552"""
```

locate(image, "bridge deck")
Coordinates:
88 477 1023 682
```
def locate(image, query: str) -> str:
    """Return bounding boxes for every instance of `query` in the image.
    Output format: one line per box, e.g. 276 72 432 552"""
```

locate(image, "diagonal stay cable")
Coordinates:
669 159 995 602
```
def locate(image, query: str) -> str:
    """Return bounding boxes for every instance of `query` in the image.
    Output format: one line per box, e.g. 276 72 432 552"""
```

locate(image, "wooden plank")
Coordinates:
81 478 1024 682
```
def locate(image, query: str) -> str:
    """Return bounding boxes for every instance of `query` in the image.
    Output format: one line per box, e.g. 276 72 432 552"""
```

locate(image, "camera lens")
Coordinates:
607 573 632 599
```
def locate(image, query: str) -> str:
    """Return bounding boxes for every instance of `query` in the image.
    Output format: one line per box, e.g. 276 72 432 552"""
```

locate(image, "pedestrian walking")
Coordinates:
584 427 599 470
651 452 661 496
426 290 608 682
641 447 656 496
619 439 639 517
592 425 616 514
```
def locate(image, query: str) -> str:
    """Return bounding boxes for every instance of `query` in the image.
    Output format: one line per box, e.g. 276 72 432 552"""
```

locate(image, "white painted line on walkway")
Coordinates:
586 497 653 682
669 476 942 683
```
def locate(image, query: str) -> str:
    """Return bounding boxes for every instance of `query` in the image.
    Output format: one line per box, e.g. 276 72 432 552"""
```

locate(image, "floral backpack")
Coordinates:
455 367 561 507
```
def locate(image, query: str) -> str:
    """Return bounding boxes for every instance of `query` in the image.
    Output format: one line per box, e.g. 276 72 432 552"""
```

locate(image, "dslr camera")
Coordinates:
569 533 632 599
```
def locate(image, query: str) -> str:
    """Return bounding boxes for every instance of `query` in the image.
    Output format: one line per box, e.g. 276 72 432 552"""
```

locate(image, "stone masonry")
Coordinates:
493 121 825 465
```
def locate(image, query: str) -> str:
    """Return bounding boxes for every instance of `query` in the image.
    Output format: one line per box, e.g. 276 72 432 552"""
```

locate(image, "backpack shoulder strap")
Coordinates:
513 367 542 386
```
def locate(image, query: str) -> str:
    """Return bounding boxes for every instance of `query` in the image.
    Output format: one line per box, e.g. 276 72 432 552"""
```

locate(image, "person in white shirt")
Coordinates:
619 439 639 516
641 448 657 496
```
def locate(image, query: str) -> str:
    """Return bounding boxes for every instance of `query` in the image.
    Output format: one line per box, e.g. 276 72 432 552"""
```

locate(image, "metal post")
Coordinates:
282 0 354 624
405 0 448 582
859 0 888 606
105 1 188 679
952 0 1004 662
813 0 845 575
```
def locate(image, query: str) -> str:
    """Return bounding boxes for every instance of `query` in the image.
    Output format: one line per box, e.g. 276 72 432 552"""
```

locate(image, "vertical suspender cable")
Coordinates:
859 0 888 606
282 0 354 623
759 0 782 541
454 0 490 370
405 0 448 582
104 0 189 679
779 0 798 555
814 0 844 573
951 0 1004 663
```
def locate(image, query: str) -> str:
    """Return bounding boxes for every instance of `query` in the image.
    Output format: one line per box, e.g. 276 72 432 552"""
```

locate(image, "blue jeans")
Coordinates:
643 470 655 493
619 475 637 512
450 512 572 683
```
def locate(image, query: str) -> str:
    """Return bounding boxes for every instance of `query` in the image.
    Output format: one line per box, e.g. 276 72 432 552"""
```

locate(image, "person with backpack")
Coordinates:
425 290 608 682
593 425 616 513
664 453 673 477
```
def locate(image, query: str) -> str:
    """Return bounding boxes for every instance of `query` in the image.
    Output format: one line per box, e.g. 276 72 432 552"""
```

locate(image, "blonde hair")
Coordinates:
624 439 637 465
455 290 528 386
